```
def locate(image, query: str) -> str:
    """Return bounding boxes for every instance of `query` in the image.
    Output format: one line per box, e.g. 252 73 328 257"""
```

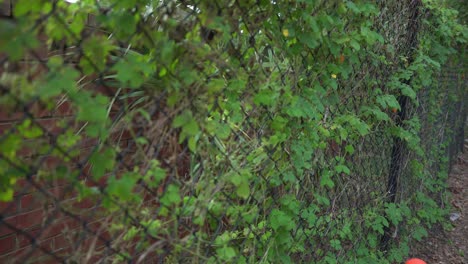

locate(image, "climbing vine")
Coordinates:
0 0 466 263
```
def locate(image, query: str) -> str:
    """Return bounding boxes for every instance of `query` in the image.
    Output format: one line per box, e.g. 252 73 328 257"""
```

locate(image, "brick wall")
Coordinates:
0 1 135 262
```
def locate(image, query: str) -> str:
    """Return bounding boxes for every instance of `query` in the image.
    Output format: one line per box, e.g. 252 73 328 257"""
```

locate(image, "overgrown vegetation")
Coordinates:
0 0 466 263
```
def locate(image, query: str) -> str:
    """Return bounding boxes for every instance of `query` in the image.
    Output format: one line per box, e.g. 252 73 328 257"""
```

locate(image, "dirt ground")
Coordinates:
411 140 467 264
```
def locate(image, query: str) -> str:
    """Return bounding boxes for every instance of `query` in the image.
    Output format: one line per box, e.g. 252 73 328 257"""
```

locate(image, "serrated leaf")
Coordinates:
207 79 225 94
160 184 181 206
401 85 416 100
320 170 335 188
236 181 250 199
298 32 320 49
40 66 79 99
270 209 294 231
350 39 361 51
89 148 116 180
106 172 139 202
112 53 155 88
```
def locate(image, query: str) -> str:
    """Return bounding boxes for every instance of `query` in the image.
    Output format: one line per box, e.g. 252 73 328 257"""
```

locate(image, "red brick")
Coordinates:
0 251 15 264
0 201 18 216
0 245 65 264
53 246 72 257
77 146 94 162
0 109 23 122
17 228 40 248
12 245 43 260
81 234 105 252
37 237 54 252
14 209 44 230
80 138 98 148
41 223 63 240
83 176 107 189
118 139 128 149
16 142 35 157
39 224 64 241
86 221 103 233
0 99 72 122
40 156 64 170
48 186 68 198
20 193 42 211
87 253 105 264
13 185 35 200
0 122 14 136
0 216 17 237
32 255 61 264
36 118 65 136
52 100 74 117
52 234 69 252
111 129 133 141
45 178 69 189
26 102 49 119
72 198 94 210
0 235 16 255
94 85 118 97
57 217 82 232
13 179 31 192
22 58 48 79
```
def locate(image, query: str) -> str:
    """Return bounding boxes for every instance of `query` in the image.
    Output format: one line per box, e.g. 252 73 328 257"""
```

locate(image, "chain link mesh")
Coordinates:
0 0 466 263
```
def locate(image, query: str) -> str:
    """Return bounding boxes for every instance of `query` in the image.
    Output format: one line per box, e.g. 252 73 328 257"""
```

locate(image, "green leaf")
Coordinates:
112 53 156 88
350 39 361 51
17 119 43 139
76 94 109 123
253 90 275 106
0 189 14 202
173 111 192 128
330 239 342 250
0 21 39 61
188 136 198 152
216 246 236 261
270 209 295 231
346 2 361 14
215 123 231 139
144 160 166 188
145 220 161 237
106 172 139 202
236 181 250 199
39 65 79 99
14 0 51 16
183 119 200 137
80 36 115 74
160 184 181 206
89 148 116 180
412 226 428 241
320 170 335 188
298 32 320 49
207 79 225 94
401 85 416 100
0 134 22 159
376 95 400 110
335 165 350 175
227 79 246 92
385 203 403 226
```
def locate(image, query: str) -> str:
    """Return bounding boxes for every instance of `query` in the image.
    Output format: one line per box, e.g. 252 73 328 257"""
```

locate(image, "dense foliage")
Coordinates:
0 0 466 263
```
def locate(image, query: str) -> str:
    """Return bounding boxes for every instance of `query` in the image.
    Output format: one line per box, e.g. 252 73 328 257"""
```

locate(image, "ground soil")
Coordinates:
411 140 468 264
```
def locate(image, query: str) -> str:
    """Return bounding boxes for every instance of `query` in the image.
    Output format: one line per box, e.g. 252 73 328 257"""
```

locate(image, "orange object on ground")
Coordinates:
405 258 427 264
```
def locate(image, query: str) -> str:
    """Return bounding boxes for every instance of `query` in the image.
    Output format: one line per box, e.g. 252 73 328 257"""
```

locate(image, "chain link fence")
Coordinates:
0 0 466 263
